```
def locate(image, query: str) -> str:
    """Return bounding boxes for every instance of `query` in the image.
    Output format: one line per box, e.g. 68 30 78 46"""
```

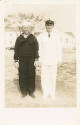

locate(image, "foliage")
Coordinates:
4 13 44 34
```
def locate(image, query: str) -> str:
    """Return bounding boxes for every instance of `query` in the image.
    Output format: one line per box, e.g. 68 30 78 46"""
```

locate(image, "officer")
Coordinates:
38 19 62 99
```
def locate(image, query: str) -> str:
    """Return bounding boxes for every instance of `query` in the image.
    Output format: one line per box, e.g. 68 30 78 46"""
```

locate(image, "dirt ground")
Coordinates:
5 48 76 108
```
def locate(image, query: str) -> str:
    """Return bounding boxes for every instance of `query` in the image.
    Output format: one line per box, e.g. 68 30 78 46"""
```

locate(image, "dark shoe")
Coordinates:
21 92 27 98
21 94 27 98
29 93 35 98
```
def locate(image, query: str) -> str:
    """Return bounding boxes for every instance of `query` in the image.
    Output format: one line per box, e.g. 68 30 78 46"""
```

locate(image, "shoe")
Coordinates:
42 95 48 99
51 96 56 100
21 94 27 98
29 93 36 98
21 91 27 98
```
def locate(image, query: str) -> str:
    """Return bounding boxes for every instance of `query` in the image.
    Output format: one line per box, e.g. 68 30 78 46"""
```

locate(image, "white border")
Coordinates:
0 1 80 125
76 3 80 107
0 3 5 108
0 0 77 4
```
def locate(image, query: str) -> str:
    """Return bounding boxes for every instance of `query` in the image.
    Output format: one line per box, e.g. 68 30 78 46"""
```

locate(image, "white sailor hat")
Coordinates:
22 21 33 28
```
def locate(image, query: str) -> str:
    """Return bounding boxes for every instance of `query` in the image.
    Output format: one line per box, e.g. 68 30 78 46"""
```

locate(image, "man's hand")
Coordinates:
14 60 19 68
34 60 41 68
14 60 19 63
58 62 62 67
34 60 39 67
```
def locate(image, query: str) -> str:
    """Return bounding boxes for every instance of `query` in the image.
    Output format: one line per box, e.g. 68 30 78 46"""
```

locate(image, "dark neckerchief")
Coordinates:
20 34 34 44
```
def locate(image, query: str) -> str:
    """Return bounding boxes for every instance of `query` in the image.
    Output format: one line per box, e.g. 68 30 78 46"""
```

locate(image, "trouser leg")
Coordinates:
19 58 28 95
41 65 50 97
28 60 35 94
49 65 57 98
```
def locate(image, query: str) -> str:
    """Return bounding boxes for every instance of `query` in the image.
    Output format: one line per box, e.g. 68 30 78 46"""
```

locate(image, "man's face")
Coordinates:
45 25 54 33
22 27 30 35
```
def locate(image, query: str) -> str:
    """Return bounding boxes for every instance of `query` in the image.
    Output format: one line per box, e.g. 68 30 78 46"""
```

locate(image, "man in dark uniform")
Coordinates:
14 25 39 98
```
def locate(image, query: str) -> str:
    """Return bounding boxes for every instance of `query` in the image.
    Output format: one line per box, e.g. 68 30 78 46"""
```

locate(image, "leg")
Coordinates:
28 59 35 96
41 65 50 98
19 58 28 96
49 64 57 99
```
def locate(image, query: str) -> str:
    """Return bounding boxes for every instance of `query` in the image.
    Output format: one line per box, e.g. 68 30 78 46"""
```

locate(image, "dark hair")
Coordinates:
45 20 54 26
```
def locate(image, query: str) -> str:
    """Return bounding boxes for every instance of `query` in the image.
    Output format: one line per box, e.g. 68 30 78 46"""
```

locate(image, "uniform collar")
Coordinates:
45 30 55 37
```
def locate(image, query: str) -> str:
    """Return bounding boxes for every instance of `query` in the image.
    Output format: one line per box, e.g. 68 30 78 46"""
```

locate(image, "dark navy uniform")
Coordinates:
14 34 39 96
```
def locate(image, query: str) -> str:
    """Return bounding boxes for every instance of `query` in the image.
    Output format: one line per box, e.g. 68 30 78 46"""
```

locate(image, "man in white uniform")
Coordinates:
37 19 62 99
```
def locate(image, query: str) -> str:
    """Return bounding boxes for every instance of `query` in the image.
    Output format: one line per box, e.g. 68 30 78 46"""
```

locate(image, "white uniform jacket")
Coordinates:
37 31 62 65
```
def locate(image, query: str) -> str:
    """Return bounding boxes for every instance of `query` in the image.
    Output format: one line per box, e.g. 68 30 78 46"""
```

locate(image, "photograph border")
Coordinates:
0 0 80 125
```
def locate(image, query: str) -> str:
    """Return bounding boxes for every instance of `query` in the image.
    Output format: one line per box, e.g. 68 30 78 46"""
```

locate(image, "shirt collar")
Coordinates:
45 30 55 37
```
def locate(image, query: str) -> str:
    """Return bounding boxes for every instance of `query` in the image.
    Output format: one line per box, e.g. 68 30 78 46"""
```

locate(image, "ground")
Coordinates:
5 48 76 108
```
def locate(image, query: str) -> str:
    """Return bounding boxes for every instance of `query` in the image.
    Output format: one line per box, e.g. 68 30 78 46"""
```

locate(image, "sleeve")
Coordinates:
56 34 63 63
37 35 43 62
33 36 39 60
14 37 20 60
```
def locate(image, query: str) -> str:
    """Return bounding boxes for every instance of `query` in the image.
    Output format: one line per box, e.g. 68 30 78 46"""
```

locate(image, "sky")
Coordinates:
5 3 76 33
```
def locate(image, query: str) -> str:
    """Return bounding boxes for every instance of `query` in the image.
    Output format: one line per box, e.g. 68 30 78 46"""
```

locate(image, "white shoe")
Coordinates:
51 96 56 100
42 95 48 99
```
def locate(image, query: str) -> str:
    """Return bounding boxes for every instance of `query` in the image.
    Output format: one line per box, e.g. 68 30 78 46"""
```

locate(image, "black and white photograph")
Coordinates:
4 3 76 108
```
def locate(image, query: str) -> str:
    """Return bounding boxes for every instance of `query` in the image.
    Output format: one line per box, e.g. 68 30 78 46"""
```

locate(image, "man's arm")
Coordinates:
33 36 39 60
56 34 63 64
33 35 40 68
14 37 20 62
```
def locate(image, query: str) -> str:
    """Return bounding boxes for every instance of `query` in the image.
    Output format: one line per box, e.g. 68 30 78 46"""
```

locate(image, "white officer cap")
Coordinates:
44 17 56 24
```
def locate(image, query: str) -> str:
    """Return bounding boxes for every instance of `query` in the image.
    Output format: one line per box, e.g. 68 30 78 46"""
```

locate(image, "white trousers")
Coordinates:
41 64 57 98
